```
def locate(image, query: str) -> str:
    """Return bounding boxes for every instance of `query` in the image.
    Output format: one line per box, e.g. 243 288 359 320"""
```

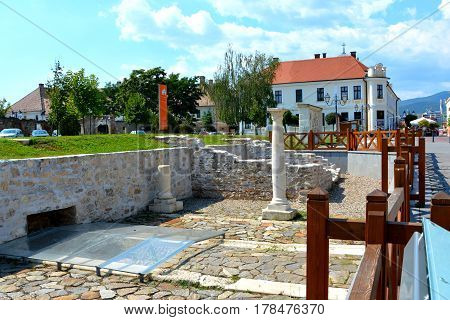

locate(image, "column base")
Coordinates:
148 198 183 214
262 205 297 221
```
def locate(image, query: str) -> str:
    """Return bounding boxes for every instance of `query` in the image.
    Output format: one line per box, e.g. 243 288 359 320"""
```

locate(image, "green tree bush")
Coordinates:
0 98 11 118
124 93 148 131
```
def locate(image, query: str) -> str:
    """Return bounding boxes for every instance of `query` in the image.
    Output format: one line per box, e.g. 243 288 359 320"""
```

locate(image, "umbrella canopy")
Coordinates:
410 117 436 126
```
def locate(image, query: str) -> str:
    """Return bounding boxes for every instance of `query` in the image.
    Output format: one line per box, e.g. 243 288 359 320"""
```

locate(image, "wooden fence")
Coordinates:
306 135 450 300
278 128 422 152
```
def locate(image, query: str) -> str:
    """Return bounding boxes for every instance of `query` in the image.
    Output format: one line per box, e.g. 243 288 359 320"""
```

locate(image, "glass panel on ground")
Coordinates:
99 237 194 274
0 223 225 275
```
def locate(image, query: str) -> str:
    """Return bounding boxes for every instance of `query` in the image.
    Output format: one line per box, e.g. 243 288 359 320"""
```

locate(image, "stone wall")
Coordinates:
192 146 339 200
0 148 192 243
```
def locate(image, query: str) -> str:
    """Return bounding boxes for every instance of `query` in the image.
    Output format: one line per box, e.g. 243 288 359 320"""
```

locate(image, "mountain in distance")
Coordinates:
399 91 450 115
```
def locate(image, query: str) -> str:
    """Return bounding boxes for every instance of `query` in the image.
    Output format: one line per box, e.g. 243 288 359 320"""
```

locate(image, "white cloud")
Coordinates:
167 56 189 75
113 0 218 44
440 0 450 18
208 0 395 21
111 0 450 81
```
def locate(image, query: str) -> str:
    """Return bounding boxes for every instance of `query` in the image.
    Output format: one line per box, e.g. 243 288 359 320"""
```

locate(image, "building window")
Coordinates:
353 85 361 100
275 90 282 104
295 89 303 103
340 86 348 101
377 84 383 99
354 112 362 120
341 112 349 122
377 110 385 120
317 88 324 101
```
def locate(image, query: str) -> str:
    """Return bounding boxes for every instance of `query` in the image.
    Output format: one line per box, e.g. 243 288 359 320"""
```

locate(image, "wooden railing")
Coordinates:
306 187 450 300
305 131 448 300
277 128 422 152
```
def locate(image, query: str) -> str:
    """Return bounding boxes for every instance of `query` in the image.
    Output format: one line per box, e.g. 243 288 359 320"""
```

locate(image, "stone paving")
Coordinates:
0 258 294 300
158 240 359 289
0 174 374 300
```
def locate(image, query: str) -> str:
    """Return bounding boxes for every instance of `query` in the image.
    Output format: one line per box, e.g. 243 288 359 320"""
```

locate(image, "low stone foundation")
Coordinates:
192 140 339 200
0 148 192 243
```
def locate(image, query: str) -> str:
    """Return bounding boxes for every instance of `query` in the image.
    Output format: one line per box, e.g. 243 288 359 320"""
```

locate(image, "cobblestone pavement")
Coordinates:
1 174 373 300
159 240 359 289
0 258 294 300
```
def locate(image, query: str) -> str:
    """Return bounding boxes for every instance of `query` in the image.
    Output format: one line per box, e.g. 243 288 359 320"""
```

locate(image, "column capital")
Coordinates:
268 108 288 120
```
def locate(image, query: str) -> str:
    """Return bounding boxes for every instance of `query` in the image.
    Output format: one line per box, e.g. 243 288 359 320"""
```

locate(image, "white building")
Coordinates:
271 52 400 131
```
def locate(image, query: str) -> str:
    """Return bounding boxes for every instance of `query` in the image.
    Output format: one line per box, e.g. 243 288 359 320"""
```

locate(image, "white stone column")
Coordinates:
148 165 183 213
158 165 173 200
262 108 296 221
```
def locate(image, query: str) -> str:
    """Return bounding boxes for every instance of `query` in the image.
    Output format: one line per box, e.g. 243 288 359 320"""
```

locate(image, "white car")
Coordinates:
52 130 62 137
130 130 146 135
31 130 50 137
0 128 24 138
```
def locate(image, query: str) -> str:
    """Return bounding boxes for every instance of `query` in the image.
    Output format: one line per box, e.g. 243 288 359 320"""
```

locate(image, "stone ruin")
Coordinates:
154 135 340 201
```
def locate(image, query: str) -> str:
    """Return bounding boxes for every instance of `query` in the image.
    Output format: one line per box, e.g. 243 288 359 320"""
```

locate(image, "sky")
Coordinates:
1 0 449 104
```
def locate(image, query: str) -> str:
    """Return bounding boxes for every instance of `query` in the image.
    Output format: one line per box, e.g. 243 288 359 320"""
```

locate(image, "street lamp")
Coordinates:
325 92 347 131
354 103 371 131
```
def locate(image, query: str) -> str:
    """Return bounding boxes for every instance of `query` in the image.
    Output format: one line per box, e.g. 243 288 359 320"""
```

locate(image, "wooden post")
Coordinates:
366 190 388 299
308 130 314 150
346 129 351 151
268 131 272 143
381 138 389 193
394 156 409 222
377 129 382 151
307 188 329 300
395 129 401 156
430 192 450 231
409 133 415 185
418 137 425 207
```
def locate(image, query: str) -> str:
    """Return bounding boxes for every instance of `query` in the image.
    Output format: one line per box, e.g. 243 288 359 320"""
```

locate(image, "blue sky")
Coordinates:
1 0 449 103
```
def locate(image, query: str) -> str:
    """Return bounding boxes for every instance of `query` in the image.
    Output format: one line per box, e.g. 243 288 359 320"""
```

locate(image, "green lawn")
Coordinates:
0 134 268 160
192 134 268 145
0 135 168 160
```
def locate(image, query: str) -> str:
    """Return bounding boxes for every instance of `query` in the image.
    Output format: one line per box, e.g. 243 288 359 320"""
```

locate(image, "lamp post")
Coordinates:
325 92 347 131
354 103 371 131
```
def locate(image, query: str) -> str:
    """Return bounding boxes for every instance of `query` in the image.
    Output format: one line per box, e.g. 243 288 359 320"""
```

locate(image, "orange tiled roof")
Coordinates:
273 55 368 84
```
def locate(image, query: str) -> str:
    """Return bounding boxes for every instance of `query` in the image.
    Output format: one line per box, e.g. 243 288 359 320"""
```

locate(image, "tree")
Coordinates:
404 114 418 127
124 93 149 131
283 110 299 132
119 68 166 114
0 98 11 118
326 112 337 126
201 111 214 131
47 61 68 134
103 81 123 116
65 69 106 134
207 47 278 133
165 73 202 117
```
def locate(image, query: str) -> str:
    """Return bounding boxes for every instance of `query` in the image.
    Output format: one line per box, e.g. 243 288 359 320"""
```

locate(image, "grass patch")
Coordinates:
0 133 268 160
0 134 167 160
192 134 268 146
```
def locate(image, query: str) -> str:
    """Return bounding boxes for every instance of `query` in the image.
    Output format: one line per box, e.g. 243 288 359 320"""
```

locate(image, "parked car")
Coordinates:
52 130 62 137
31 130 50 137
0 128 24 138
130 130 146 135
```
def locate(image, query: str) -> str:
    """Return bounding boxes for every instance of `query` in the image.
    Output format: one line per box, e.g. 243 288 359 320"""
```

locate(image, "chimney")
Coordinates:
199 76 206 84
314 53 320 59
322 53 327 58
208 79 213 86
350 51 357 58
